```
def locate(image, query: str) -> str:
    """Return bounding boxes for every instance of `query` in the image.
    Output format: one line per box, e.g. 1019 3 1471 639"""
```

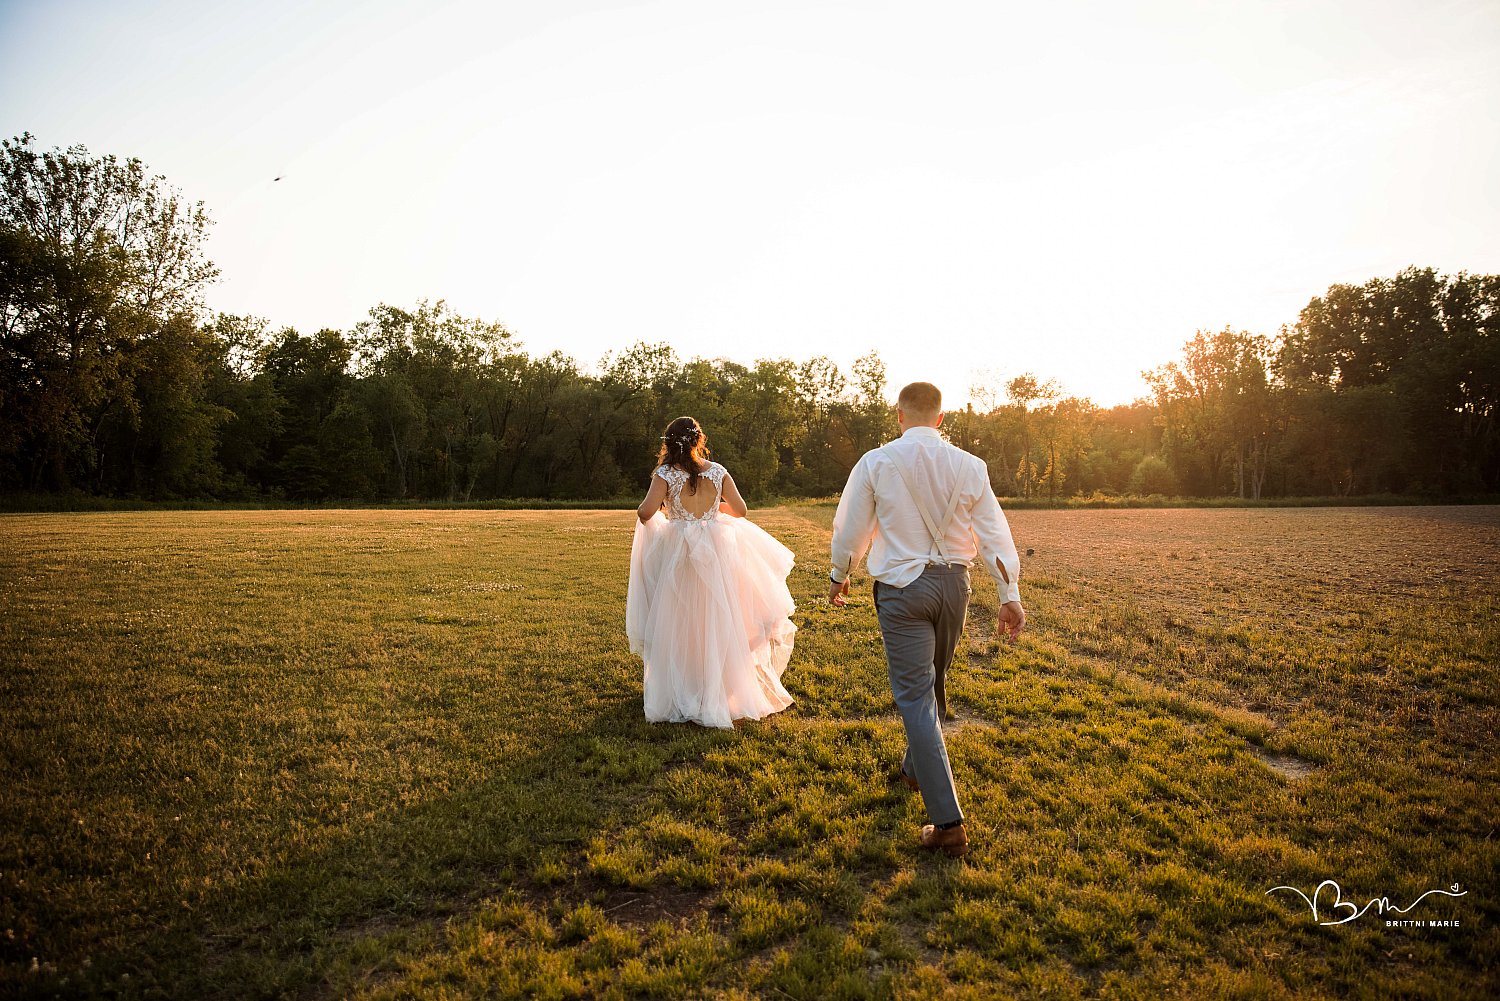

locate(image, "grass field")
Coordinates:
2 504 1497 999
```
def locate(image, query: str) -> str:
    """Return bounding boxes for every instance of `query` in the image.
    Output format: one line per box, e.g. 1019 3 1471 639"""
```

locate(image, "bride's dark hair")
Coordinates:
656 416 710 494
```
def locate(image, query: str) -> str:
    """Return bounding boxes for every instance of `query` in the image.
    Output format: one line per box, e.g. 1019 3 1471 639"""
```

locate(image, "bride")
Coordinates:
626 417 797 728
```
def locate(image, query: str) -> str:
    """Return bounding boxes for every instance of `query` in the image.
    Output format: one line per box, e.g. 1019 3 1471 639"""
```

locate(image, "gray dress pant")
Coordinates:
873 563 970 826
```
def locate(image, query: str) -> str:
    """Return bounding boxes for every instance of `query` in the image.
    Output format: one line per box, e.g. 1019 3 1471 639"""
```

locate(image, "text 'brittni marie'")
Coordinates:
1266 880 1467 926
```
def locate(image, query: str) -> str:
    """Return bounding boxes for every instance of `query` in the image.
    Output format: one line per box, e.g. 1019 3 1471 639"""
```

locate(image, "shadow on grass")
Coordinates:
84 694 734 998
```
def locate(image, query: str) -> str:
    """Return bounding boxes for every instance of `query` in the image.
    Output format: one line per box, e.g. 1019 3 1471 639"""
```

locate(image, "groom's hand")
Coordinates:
999 601 1026 644
828 577 850 607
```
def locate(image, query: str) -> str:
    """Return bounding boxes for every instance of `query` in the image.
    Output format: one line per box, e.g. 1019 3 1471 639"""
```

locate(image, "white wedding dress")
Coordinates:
626 461 796 728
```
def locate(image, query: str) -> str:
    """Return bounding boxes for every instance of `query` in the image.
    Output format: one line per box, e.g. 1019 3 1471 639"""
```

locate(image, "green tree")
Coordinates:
737 359 800 496
1224 333 1277 499
1080 401 1158 494
1128 454 1177 495
1035 396 1095 501
847 351 896 456
0 133 216 490
494 351 576 496
259 328 362 500
1144 328 1278 497
361 371 425 498
202 314 284 496
781 356 842 493
351 300 515 497
1005 374 1058 499
1278 268 1500 492
318 391 384 499
96 310 230 496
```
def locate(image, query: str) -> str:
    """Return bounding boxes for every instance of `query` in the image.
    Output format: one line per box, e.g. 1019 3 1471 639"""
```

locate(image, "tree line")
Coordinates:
3 133 1497 503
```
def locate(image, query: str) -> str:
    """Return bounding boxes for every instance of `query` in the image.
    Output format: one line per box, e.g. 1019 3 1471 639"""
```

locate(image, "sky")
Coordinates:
3 0 1498 408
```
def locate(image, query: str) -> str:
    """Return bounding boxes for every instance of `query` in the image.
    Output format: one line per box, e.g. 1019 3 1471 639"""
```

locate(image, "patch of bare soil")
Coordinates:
1249 746 1319 781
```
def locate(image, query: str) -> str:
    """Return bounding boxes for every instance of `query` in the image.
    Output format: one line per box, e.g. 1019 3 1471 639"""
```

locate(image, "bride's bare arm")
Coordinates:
719 474 748 518
637 475 669 523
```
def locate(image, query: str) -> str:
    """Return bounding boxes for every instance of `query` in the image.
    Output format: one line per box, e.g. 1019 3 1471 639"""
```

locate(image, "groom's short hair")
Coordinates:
897 382 942 421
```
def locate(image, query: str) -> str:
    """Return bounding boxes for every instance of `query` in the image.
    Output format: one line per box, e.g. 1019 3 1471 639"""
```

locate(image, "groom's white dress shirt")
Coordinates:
830 426 1022 604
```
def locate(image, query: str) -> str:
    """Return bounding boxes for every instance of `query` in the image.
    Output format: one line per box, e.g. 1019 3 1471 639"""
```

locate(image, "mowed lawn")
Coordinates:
2 504 1497 999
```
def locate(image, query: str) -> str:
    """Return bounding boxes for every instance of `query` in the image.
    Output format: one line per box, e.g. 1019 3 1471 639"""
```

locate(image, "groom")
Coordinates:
828 381 1026 857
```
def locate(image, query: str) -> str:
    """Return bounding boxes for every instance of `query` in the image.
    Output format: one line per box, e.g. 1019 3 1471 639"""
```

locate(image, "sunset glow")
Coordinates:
3 0 1497 406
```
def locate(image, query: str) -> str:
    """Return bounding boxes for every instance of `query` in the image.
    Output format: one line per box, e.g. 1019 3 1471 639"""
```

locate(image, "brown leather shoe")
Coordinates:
896 768 920 793
920 823 969 857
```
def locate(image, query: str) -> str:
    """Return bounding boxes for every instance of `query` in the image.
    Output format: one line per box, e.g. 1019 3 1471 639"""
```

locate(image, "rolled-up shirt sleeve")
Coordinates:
830 453 877 583
968 463 1022 604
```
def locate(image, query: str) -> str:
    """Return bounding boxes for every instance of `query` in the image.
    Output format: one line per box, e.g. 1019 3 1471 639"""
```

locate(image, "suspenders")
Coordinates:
880 443 965 565
879 441 966 720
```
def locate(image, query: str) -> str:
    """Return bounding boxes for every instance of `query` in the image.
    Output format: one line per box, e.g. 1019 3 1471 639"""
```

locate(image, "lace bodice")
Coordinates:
655 462 727 521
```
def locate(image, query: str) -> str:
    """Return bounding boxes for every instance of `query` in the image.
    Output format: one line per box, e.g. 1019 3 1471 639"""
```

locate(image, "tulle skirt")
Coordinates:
626 513 796 728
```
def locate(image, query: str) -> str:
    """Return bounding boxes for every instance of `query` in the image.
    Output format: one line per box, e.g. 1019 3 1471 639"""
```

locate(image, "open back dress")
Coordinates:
626 461 796 727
